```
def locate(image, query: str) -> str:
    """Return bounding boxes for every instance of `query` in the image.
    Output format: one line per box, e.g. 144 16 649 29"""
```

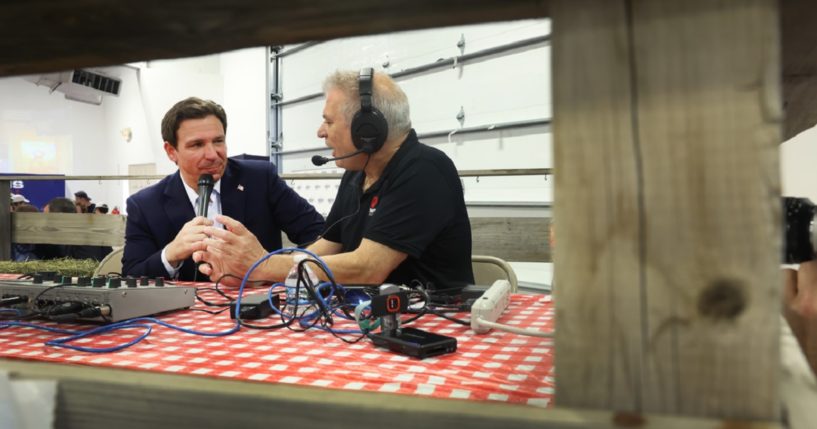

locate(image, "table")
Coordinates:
0 276 555 408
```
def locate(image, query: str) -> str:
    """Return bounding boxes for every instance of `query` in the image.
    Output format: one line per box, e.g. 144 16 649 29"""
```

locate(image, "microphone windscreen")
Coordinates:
196 174 215 217
311 155 327 166
198 174 215 187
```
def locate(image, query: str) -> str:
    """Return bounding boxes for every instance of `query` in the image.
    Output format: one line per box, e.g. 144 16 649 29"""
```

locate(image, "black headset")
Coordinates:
350 67 388 154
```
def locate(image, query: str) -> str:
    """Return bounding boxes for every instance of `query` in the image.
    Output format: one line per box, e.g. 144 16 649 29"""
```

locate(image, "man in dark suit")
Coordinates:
122 97 324 281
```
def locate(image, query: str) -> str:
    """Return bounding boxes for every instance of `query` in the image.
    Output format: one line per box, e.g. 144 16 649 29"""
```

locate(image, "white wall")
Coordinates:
0 74 111 208
277 19 552 214
220 48 269 158
0 48 269 212
781 126 817 201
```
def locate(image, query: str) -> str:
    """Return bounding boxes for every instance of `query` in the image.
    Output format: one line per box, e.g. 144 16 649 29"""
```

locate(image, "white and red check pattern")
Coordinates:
0 276 555 407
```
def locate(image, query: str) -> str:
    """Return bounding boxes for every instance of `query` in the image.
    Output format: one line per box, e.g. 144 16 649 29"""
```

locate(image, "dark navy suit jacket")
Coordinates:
122 159 325 280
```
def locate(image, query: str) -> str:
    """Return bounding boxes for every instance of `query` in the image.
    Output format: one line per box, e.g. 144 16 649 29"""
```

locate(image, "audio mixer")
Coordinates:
0 276 196 322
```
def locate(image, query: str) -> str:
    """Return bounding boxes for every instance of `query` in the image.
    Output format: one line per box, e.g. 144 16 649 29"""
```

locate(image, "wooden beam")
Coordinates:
11 213 126 247
552 0 781 420
284 217 552 262
0 0 550 77
781 0 817 140
0 359 782 429
0 181 10 260
471 217 550 262
780 317 817 429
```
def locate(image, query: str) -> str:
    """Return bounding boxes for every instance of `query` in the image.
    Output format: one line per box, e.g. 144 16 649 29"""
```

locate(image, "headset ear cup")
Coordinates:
351 108 389 154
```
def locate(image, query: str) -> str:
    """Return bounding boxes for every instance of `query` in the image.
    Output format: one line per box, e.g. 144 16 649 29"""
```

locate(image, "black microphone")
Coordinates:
196 174 215 217
311 149 366 166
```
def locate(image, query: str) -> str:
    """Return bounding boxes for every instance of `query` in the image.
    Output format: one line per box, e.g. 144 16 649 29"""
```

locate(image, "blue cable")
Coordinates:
46 324 153 353
0 308 23 317
10 247 355 352
43 247 316 352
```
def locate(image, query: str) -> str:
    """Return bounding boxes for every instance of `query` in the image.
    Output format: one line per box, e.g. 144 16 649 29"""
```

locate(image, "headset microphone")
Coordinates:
196 174 215 217
311 149 366 166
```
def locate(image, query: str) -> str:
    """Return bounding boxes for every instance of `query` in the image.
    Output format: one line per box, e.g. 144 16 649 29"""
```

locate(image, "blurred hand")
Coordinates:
783 260 817 375
165 216 213 266
193 214 267 286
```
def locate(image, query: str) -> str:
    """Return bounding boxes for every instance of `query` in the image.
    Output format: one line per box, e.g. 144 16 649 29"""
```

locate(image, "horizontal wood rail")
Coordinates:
8 212 550 262
0 168 551 182
11 213 126 247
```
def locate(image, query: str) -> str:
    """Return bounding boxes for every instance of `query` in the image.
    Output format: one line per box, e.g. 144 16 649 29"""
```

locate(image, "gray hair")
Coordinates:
322 70 412 139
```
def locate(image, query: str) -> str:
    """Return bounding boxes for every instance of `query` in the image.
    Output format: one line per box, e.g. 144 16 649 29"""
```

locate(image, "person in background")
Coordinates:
784 260 817 376
122 97 325 281
11 203 39 261
35 197 112 261
111 206 121 215
74 190 95 213
94 204 109 214
10 194 30 212
195 69 474 291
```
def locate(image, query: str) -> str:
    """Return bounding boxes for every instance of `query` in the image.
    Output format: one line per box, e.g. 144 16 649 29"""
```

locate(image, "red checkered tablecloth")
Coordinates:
0 275 555 407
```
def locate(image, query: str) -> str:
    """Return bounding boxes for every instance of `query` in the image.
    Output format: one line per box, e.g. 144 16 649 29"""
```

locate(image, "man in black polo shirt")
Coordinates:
195 69 474 292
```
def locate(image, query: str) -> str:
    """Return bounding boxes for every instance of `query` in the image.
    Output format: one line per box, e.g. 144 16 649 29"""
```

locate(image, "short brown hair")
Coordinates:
161 97 227 147
14 203 39 213
47 197 77 213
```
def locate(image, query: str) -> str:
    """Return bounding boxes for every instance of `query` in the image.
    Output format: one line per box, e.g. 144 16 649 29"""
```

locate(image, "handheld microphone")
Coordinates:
311 149 366 166
196 174 215 217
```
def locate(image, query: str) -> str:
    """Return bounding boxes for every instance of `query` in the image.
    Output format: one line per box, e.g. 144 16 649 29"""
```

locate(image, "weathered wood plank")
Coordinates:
781 0 817 140
10 213 546 261
11 213 126 247
470 217 550 262
0 0 550 77
780 317 817 429
0 182 10 260
552 0 644 414
283 217 552 262
552 0 781 420
0 358 783 429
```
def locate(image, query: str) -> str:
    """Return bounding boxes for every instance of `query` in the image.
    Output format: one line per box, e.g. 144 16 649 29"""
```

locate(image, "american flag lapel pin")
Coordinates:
237 184 244 191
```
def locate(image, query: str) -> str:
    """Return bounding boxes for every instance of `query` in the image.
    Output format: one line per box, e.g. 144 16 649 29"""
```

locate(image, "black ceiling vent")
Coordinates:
70 69 122 96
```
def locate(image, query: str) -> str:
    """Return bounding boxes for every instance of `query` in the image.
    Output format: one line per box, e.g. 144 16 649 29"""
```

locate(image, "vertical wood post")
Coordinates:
552 0 782 420
0 179 10 260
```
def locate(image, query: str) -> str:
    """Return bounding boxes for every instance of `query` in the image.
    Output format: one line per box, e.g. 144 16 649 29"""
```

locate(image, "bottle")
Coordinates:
285 254 318 305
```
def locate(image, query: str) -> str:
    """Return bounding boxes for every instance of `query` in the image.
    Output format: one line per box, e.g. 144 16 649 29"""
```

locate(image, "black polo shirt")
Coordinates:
324 129 474 291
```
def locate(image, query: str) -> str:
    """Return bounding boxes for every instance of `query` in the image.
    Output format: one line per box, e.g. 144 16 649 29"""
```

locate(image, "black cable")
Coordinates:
187 307 230 315
284 303 322 332
30 283 70 311
195 287 233 307
325 329 369 344
298 259 335 325
284 277 323 332
423 308 470 326
196 274 277 307
298 155 370 248
239 317 293 330
399 289 430 325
